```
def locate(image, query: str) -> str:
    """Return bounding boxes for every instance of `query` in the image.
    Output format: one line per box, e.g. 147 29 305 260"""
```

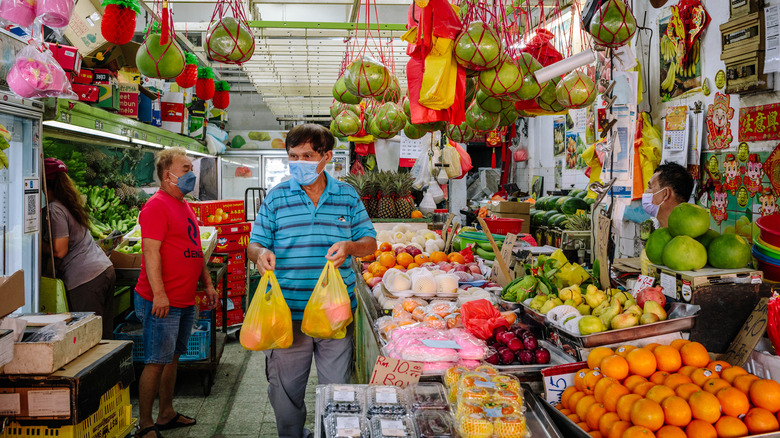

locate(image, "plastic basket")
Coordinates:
482 218 524 235
113 321 210 362
0 385 131 438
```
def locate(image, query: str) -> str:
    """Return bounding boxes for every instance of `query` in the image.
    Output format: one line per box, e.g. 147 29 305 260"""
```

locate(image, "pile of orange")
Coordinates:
555 340 780 438
361 242 471 280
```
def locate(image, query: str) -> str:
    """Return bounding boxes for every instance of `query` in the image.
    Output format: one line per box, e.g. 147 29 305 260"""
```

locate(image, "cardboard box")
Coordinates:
140 76 164 93
82 42 138 72
71 83 99 102
215 222 252 235
46 43 82 74
190 200 246 225
215 233 250 253
95 84 119 111
0 270 24 318
91 69 116 85
0 340 132 424
71 68 93 84
108 242 142 269
161 91 185 134
3 314 102 375
489 201 531 214
116 68 140 84
63 0 108 56
118 83 158 119
648 265 763 302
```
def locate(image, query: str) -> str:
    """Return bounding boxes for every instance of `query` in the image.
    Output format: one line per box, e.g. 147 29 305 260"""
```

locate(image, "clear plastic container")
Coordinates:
367 385 407 417
323 385 365 415
369 415 417 438
407 382 448 410
324 413 369 438
414 409 457 438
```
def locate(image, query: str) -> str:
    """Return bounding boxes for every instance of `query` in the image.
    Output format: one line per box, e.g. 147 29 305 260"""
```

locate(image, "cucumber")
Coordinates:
476 247 496 260
477 241 495 251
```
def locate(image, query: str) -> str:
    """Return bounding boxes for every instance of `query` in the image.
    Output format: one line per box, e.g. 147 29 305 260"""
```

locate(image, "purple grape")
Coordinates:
518 349 535 365
535 347 551 364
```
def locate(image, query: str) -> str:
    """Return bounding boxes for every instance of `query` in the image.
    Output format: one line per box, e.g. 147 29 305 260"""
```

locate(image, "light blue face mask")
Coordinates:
170 171 197 195
289 157 325 186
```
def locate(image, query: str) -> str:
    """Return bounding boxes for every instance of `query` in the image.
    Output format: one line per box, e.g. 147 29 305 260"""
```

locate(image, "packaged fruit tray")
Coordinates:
548 302 701 348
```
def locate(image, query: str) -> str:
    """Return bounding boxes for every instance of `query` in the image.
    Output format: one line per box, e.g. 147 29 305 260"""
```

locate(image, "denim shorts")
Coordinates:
134 291 196 364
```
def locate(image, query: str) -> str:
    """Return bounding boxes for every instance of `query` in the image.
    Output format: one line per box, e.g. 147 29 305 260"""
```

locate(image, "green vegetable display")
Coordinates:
83 186 139 238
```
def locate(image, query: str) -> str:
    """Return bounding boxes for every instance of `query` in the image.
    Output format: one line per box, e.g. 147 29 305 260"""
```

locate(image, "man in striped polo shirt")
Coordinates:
248 124 377 438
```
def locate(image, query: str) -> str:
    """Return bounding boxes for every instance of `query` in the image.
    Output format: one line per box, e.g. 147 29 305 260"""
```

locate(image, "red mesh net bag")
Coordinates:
136 4 185 79
205 0 255 64
587 0 636 49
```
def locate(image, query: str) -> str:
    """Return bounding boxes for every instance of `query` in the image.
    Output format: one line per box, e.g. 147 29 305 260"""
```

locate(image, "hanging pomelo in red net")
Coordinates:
555 70 597 109
535 76 565 112
330 102 359 119
332 75 362 104
136 14 185 79
404 122 427 140
454 21 503 71
344 56 392 98
101 0 141 45
333 110 361 137
375 102 407 137
510 52 546 100
465 101 501 132
478 58 523 97
378 76 401 103
476 89 512 113
205 0 255 64
464 77 478 106
447 121 475 143
499 106 519 126
588 0 636 48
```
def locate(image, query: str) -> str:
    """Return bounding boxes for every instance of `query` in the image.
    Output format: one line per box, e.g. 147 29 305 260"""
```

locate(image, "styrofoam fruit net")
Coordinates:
334 110 361 137
555 70 596 109
536 76 565 112
447 122 475 143
206 17 255 64
454 21 502 71
465 101 501 132
344 56 392 98
476 89 512 113
589 0 637 49
478 58 523 97
332 75 362 104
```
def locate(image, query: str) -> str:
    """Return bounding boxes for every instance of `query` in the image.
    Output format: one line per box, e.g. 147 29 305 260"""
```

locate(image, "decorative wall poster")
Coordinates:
710 187 728 225
744 154 764 197
723 153 742 195
706 92 735 150
759 187 778 216
662 106 689 166
739 102 780 142
565 132 585 169
553 117 566 156
766 143 780 195
659 11 703 101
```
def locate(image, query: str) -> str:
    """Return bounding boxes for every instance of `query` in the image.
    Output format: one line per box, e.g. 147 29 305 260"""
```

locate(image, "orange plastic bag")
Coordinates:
301 261 354 339
240 271 293 350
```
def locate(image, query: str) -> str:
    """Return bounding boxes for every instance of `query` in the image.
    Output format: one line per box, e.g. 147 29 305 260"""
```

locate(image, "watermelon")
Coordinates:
546 196 561 210
569 189 582 197
536 197 549 210
554 215 569 228
576 190 587 199
543 210 559 226
555 196 572 212
532 211 547 226
561 197 590 215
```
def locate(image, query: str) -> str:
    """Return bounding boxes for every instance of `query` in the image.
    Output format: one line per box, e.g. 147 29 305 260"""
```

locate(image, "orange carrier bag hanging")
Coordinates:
301 261 354 339
240 271 293 350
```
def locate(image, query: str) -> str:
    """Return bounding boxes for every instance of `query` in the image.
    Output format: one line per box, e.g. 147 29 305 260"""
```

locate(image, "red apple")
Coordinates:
406 246 422 257
367 277 382 288
507 337 524 352
395 247 408 255
498 347 515 365
535 347 551 364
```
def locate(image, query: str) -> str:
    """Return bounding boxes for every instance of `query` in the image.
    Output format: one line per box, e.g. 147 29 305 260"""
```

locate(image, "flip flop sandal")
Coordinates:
156 412 197 430
135 425 163 438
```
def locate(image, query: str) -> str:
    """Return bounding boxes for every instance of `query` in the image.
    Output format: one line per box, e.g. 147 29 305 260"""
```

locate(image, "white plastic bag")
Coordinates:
442 145 462 178
419 190 436 214
7 43 75 99
411 148 431 190
428 178 444 203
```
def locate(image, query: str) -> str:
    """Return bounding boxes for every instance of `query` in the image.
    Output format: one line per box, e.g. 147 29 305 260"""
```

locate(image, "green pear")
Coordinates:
576 304 592 315
610 296 624 309
599 300 622 329
613 291 629 305
559 287 573 301
579 315 607 335
625 298 638 308
625 305 643 318
640 313 661 325
611 312 640 329
563 299 577 307
593 301 610 316
585 288 608 308
643 301 668 321
571 288 583 306
530 295 547 310
539 299 558 314
552 297 564 306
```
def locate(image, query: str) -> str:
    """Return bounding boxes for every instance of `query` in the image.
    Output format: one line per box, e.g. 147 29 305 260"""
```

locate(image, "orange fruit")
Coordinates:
670 339 691 351
448 252 466 264
624 376 650 392
588 432 603 438
594 377 620 403
647 385 676 404
429 251 448 263
599 412 621 437
678 366 697 377
617 393 643 421
627 348 658 378
589 347 616 370
654 346 682 373
586 402 608 430
608 421 633 438
413 254 429 265
744 407 780 434
601 355 630 380
393 264 405 270
650 371 671 385
379 252 396 268
603 384 631 412
689 391 721 423
634 382 657 397
656 425 687 438
582 370 605 395
705 360 731 374
750 379 780 413
576 368 593 392
715 387 749 418
568 413 581 423
676 383 703 401
362 272 373 282
702 378 730 395
680 342 710 368
661 395 692 427
576 395 598 421
396 252 414 267
714 415 749 438
630 398 665 431
616 345 638 358
719 366 748 384
577 421 591 432
691 368 719 387
406 262 419 269
411 210 423 218
685 419 717 438
732 374 759 394
645 343 661 353
569 391 587 412
560 408 572 416
664 373 694 390
373 265 388 277
561 386 579 410
622 425 657 437
368 261 382 274
379 242 392 252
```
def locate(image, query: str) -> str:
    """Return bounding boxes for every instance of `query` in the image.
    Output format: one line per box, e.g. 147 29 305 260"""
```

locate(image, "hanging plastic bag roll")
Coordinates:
534 49 596 84
240 271 293 350
34 0 74 28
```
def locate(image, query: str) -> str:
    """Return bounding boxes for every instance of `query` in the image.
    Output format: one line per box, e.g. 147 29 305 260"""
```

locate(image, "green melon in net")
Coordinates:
333 110 361 137
378 76 401 103
466 101 501 132
369 118 395 139
555 70 597 109
465 77 478 106
536 77 565 112
511 53 546 100
476 89 512 113
402 97 411 119
589 0 637 49
420 121 447 132
499 107 520 127
344 57 391 98
446 122 475 143
330 103 359 119
333 76 362 104
478 58 523 97
137 33 185 79
376 102 407 134
454 21 502 71
205 17 255 64
404 123 427 139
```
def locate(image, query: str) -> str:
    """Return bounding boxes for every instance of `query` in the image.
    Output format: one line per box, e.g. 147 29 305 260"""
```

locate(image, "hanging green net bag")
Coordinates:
555 70 597 109
589 0 636 49
478 58 523 97
465 101 500 132
446 121 475 143
454 21 502 71
344 57 392 98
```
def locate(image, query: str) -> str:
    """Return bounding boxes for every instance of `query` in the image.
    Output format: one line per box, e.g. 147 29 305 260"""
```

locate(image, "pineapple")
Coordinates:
394 172 415 218
343 173 370 215
365 172 379 218
376 171 397 218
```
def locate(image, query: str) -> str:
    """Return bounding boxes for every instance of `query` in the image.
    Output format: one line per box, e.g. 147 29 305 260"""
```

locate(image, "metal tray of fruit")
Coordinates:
522 385 567 438
497 298 522 311
549 302 701 348
491 340 575 374
517 302 547 324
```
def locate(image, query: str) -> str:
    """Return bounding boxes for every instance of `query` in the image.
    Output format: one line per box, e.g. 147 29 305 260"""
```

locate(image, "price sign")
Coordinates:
723 298 769 367
370 356 423 388
633 275 656 295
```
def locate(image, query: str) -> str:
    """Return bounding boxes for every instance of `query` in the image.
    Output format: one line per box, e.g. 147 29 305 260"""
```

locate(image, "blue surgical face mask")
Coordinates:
170 171 196 195
289 157 325 186
642 187 667 217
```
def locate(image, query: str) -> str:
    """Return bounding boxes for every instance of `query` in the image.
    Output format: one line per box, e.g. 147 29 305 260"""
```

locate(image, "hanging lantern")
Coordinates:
175 53 199 88
213 81 230 109
101 0 141 45
196 66 215 100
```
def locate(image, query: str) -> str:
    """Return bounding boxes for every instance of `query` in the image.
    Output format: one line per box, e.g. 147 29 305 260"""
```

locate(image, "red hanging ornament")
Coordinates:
213 81 230 109
196 66 215 100
100 0 141 45
175 53 199 88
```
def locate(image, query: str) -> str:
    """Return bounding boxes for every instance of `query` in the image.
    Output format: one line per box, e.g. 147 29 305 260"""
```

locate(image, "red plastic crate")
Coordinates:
215 222 252 235
215 233 250 252
190 200 245 225
216 309 244 327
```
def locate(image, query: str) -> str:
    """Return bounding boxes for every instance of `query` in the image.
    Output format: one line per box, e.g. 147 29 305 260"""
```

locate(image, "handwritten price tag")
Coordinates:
370 356 423 389
634 275 656 295
723 298 769 367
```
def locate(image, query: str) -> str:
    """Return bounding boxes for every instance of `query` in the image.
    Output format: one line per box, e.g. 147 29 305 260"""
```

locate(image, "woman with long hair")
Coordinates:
44 158 114 339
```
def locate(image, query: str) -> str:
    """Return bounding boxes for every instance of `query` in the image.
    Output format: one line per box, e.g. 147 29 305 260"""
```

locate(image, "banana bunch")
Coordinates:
660 36 676 64
0 124 10 170
661 63 677 92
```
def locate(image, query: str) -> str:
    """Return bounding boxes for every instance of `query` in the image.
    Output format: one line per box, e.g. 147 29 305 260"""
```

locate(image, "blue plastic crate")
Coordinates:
113 321 210 362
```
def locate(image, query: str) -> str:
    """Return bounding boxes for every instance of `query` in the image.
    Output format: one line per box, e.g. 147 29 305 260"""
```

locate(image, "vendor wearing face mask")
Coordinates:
642 162 694 228
248 124 377 438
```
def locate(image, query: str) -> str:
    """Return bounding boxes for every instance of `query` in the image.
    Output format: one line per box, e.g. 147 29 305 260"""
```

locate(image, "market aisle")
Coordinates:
130 337 318 438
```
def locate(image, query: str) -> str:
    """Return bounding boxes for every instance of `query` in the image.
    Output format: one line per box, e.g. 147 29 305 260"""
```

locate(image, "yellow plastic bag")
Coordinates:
301 261 354 339
240 271 293 350
419 36 458 110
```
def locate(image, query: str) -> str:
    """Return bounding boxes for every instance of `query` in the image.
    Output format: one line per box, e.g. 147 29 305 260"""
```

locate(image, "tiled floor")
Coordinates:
130 336 318 438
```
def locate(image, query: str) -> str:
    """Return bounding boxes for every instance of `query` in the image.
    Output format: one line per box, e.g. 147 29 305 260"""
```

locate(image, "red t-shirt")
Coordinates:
135 191 203 307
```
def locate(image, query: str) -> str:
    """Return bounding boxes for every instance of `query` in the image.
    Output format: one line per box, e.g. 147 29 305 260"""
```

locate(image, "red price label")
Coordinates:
634 275 655 294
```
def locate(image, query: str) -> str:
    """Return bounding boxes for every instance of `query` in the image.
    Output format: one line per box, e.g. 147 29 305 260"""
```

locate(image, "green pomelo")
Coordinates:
476 90 512 113
498 107 519 127
662 236 708 271
447 122 475 143
330 103 359 119
379 76 401 103
454 21 502 71
668 203 710 238
344 58 391 98
589 0 637 48
646 227 672 265
334 111 361 137
478 59 523 97
708 234 751 269
402 97 411 119
465 77 478 106
555 70 596 109
420 121 446 132
376 102 406 133
333 76 362 104
695 229 721 248
465 102 500 132
404 123 427 140
511 53 545 100
206 17 255 63
136 34 185 79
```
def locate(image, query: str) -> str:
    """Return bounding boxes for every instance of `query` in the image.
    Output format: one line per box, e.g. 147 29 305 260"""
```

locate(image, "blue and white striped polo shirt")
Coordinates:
250 172 376 320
